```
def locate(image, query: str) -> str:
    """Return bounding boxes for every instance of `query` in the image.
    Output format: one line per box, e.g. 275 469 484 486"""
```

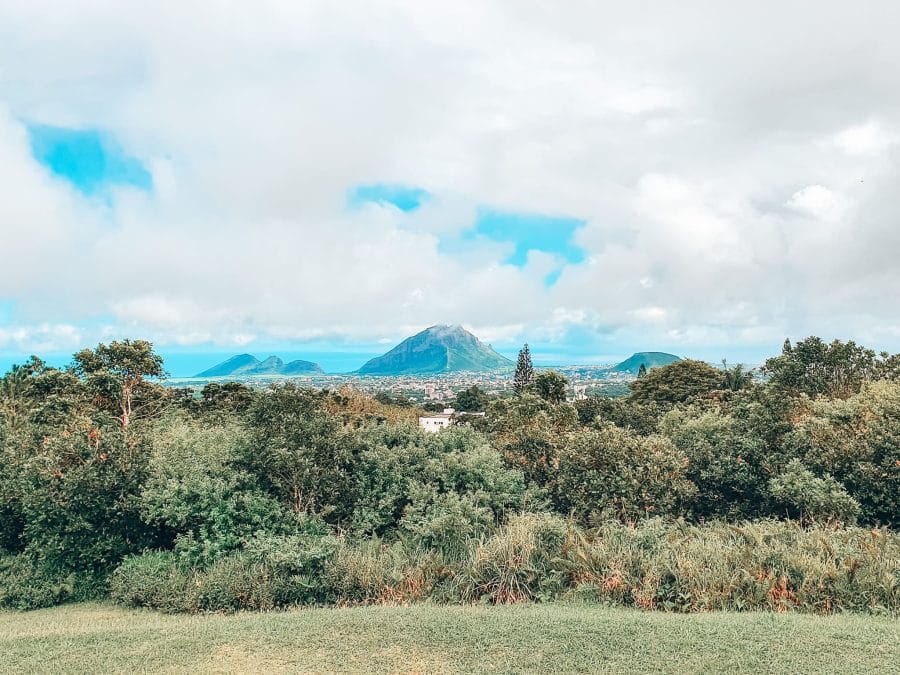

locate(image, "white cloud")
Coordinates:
787 185 840 218
1 1 900 358
832 121 895 156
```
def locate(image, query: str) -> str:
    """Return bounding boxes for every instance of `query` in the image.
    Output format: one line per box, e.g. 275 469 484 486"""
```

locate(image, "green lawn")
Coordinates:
1 603 897 674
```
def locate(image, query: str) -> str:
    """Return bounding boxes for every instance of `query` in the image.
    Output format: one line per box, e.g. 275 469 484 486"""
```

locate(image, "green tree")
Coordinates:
199 382 257 415
513 344 534 394
554 426 696 522
531 370 568 404
455 385 488 412
72 340 167 429
785 381 900 526
637 363 647 378
241 385 357 521
762 336 885 399
487 394 578 487
768 459 860 524
629 359 722 406
721 360 754 392
661 406 771 520
140 420 298 566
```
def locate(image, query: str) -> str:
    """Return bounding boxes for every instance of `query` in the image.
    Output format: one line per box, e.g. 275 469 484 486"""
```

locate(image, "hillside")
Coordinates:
609 351 681 374
195 354 323 377
357 324 512 375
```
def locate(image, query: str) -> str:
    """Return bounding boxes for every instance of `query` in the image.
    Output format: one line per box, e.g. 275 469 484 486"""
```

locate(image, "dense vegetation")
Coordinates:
0 337 898 613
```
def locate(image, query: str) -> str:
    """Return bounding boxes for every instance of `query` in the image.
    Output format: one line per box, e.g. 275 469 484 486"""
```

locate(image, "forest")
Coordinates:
0 337 897 614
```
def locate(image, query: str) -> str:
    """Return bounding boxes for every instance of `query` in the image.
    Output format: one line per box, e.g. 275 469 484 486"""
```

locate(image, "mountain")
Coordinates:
609 351 681 375
195 354 323 377
357 324 513 375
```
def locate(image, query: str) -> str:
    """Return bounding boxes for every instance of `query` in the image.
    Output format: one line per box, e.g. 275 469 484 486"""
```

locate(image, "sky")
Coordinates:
2 1 900 376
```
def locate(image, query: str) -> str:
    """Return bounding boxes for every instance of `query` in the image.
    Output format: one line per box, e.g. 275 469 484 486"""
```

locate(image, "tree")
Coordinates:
455 385 488 412
762 336 884 399
785 381 900 526
629 359 722 406
768 459 860 525
199 382 257 415
637 363 647 379
513 344 534 394
241 384 356 520
721 360 754 392
553 427 696 522
487 394 578 487
72 340 167 429
531 370 568 404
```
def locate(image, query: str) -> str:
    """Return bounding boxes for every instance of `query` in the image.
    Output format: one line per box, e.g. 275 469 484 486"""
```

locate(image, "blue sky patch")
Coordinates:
28 124 152 195
348 183 429 212
465 208 586 267
0 300 14 324
543 269 563 287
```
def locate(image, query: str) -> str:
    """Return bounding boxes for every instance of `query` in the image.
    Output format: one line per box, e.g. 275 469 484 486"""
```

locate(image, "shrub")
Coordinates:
0 555 105 610
108 551 196 613
140 419 298 566
111 531 339 613
661 407 772 520
326 538 446 605
18 420 158 574
349 425 541 542
554 427 697 522
400 489 494 558
786 381 900 527
769 459 860 524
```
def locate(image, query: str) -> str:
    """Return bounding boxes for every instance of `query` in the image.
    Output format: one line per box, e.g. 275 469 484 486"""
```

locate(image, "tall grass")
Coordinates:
565 520 899 613
108 517 899 615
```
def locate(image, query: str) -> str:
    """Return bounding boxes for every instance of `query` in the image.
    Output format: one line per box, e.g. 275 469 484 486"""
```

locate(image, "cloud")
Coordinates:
787 185 839 217
832 121 896 156
1 1 900 361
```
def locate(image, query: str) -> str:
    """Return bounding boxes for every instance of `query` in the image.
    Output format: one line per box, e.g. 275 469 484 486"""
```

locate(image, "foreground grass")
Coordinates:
1 603 898 674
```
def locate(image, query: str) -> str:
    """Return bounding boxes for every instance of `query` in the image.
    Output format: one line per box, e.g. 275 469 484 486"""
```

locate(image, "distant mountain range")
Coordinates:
608 351 681 374
193 331 679 379
356 324 513 375
196 354 323 377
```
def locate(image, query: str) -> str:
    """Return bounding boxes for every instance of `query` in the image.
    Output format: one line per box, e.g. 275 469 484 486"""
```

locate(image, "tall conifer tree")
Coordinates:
513 343 534 393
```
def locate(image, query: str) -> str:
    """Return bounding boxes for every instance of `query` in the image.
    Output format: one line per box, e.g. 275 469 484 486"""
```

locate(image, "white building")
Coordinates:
419 408 455 433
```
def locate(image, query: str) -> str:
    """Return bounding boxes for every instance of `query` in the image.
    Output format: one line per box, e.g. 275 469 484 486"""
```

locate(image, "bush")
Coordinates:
400 489 494 558
769 459 860 524
111 531 339 612
661 407 771 520
786 381 900 527
0 555 105 610
108 551 196 613
18 420 159 574
554 427 696 522
140 419 299 566
326 538 447 605
349 425 541 544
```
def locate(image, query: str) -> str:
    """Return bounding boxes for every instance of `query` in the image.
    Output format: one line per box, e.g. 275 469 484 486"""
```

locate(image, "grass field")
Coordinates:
1 603 898 674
